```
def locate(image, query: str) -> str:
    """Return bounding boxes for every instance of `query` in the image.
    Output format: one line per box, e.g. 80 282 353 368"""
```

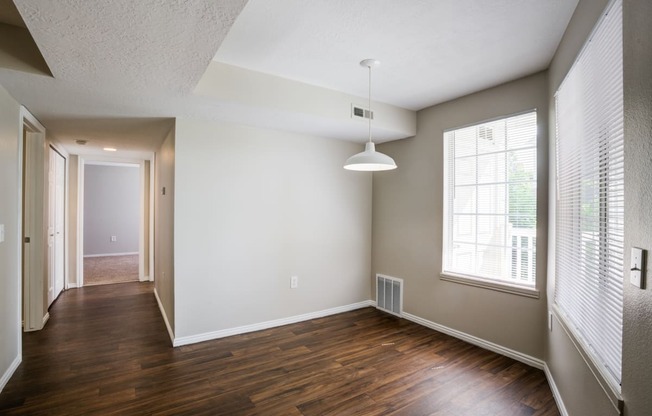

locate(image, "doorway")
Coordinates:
77 160 152 287
20 107 47 331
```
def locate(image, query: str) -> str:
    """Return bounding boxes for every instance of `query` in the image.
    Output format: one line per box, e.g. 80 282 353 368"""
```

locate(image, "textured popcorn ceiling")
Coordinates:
0 0 578 156
0 0 248 157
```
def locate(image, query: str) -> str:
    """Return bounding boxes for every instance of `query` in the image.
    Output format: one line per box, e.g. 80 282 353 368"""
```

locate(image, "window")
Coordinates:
554 0 623 388
442 111 537 293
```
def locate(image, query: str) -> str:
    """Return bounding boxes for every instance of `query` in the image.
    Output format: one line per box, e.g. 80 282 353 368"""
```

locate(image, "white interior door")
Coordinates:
48 147 65 306
47 149 55 306
54 150 65 297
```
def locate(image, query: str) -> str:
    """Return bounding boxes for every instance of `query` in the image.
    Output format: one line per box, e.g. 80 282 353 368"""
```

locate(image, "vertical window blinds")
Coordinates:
443 111 537 287
554 0 623 386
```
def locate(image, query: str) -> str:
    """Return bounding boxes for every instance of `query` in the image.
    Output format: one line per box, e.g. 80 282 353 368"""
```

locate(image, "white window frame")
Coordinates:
441 110 539 298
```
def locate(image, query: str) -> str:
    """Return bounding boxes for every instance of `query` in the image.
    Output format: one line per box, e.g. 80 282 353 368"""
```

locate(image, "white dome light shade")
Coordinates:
343 142 397 171
344 59 397 172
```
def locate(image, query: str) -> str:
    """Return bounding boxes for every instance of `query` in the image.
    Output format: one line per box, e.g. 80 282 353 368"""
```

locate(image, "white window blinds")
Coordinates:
554 0 623 386
443 111 537 287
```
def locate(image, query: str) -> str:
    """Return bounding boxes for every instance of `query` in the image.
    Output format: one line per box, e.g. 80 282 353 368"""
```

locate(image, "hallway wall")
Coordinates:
154 126 175 338
0 84 21 391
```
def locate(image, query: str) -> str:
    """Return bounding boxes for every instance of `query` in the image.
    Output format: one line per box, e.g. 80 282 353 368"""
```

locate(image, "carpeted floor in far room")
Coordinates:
84 254 139 286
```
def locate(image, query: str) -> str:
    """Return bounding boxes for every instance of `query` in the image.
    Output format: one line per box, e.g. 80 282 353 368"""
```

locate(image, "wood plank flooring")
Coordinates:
0 282 559 415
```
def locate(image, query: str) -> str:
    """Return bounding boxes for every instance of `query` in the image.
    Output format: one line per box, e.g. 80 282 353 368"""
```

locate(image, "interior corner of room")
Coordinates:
0 0 650 414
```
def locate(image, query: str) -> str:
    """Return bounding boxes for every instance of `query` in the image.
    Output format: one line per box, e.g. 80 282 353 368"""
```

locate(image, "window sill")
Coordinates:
439 272 539 299
551 305 623 408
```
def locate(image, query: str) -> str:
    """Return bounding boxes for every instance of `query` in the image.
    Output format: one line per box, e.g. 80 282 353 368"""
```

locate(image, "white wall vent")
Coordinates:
351 104 374 120
376 274 403 316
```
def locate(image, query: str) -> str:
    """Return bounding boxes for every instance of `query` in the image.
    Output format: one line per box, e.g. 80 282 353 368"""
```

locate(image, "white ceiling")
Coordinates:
215 0 579 111
0 0 578 157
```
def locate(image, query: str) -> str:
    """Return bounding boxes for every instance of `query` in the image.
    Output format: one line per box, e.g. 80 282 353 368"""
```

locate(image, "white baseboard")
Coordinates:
42 312 50 327
173 300 375 347
0 354 21 394
154 288 175 345
402 311 544 370
67 282 78 289
544 363 569 416
84 252 138 258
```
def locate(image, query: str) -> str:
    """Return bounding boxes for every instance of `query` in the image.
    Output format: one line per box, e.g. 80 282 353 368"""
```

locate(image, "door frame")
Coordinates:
76 155 154 287
19 106 47 332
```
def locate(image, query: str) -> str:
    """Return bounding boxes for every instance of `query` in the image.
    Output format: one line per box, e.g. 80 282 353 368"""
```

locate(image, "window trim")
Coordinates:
441 109 539 295
440 271 539 298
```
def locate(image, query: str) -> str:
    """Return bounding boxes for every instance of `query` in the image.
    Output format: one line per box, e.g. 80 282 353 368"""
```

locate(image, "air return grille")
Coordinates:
376 274 403 316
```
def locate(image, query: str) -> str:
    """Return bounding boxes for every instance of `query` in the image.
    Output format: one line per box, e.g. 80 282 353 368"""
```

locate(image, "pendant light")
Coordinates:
343 59 397 171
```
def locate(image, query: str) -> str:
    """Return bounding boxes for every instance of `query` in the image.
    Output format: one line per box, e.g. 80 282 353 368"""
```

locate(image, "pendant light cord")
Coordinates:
368 64 372 144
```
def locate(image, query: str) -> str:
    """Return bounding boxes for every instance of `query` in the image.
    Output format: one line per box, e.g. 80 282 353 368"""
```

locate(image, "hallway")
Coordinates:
0 283 168 414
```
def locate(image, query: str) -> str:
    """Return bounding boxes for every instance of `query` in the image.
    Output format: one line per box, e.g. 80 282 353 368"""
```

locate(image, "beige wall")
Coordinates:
0 84 21 390
173 118 372 339
373 71 549 360
622 0 652 414
154 126 175 335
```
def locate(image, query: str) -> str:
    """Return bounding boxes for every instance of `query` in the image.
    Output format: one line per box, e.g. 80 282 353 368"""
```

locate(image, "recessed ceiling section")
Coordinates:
0 0 52 76
214 0 579 110
48 117 174 160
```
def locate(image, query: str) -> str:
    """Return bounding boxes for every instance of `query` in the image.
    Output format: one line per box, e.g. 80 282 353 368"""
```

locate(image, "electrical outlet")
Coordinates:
290 276 298 289
110 235 117 242
0 224 4 243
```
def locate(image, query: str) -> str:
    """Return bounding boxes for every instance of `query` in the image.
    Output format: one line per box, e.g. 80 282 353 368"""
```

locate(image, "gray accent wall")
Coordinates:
373 72 549 360
83 164 140 256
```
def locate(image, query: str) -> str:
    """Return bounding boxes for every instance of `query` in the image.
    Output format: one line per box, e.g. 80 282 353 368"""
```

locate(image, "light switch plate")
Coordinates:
0 224 4 243
630 247 646 289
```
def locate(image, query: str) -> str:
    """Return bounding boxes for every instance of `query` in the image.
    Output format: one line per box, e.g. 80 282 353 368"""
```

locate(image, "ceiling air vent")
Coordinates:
352 104 374 120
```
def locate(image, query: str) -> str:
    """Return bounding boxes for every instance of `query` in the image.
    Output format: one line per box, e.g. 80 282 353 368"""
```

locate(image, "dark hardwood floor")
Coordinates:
0 282 559 415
